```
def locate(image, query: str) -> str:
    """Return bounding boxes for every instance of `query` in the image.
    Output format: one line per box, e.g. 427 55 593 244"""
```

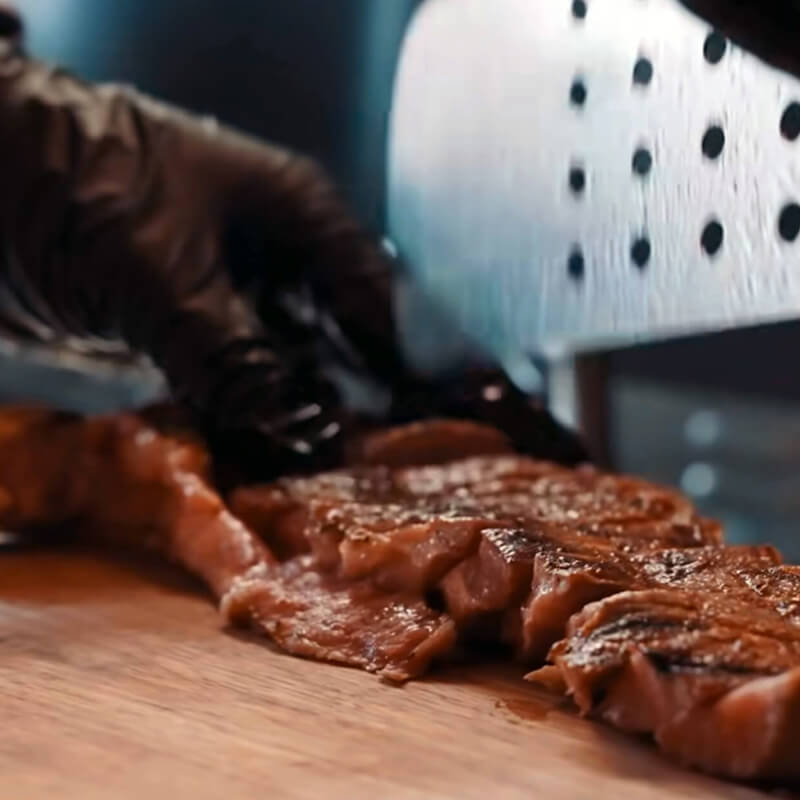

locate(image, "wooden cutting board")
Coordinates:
0 546 794 800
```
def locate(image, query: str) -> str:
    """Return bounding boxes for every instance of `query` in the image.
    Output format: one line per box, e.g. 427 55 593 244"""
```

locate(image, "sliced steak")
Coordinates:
520 540 777 661
347 419 514 467
228 447 725 679
221 556 457 681
229 467 395 559
0 410 274 597
535 581 800 781
439 504 720 661
239 455 715 603
307 502 493 592
9 409 800 783
440 522 718 659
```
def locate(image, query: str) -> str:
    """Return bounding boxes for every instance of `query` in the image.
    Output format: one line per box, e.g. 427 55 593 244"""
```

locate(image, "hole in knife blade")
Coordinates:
567 247 585 281
570 78 587 107
778 203 800 242
703 31 727 65
632 57 653 87
568 164 586 194
632 147 652 177
572 0 587 20
701 219 724 256
631 236 651 269
781 102 800 141
702 125 725 160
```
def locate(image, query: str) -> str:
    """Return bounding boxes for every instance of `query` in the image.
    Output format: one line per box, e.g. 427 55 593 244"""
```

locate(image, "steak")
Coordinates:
232 452 714 594
227 441 722 682
441 521 725 660
0 411 462 680
0 409 275 598
228 425 800 780
345 418 514 467
3 410 800 782
537 581 800 780
222 557 457 681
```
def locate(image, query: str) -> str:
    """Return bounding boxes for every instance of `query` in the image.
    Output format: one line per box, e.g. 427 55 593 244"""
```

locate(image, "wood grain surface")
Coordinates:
0 545 795 800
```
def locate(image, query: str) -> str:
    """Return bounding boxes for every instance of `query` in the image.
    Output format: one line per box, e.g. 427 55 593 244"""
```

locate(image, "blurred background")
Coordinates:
11 0 800 557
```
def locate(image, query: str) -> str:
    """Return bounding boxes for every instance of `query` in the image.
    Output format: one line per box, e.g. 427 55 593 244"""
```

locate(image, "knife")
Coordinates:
388 0 800 360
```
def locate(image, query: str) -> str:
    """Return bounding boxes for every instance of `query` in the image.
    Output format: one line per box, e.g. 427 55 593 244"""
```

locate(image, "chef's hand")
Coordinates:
0 11 411 478
0 8 589 478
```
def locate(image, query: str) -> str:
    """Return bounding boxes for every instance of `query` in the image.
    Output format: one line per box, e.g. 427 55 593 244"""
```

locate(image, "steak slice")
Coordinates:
439 521 723 658
230 467 396 559
221 556 457 681
438 527 540 645
228 453 543 558
229 455 547 589
536 581 800 781
305 501 495 593
0 409 274 597
236 454 715 604
346 419 514 467
519 539 776 661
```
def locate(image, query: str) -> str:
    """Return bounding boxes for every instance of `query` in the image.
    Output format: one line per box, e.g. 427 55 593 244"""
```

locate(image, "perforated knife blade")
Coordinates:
388 0 800 358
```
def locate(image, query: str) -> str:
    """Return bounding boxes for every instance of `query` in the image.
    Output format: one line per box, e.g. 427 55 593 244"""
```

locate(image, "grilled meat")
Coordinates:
537 580 800 781
0 408 273 597
345 418 514 467
0 411 466 679
2 409 800 782
222 556 457 681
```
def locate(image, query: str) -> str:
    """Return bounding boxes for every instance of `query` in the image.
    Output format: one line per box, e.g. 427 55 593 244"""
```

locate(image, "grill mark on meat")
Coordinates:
644 652 784 677
439 521 724 662
590 615 690 639
519 541 779 660
536 586 800 779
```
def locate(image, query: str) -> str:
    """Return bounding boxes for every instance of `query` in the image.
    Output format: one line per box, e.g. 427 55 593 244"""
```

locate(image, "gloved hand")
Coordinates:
0 9 410 477
0 6 590 478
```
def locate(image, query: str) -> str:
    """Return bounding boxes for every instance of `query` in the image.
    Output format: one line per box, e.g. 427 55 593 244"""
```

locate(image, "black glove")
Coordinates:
0 8 589 478
0 14 411 476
